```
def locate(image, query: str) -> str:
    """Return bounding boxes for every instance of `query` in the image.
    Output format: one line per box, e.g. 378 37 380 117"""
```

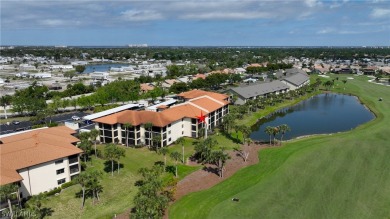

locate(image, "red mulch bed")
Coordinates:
174 143 267 201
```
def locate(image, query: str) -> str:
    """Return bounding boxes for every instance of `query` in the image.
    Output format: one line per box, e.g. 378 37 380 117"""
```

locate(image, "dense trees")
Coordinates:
12 82 48 115
133 165 171 219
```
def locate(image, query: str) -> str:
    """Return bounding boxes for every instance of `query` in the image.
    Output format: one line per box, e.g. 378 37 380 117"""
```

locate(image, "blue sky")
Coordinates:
1 0 389 46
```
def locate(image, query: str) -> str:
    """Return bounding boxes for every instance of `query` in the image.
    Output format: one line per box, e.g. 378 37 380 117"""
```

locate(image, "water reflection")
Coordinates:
250 93 374 142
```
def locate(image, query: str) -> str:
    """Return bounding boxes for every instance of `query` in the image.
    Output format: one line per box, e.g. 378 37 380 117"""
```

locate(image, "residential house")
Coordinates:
281 72 310 90
228 81 289 105
0 126 82 198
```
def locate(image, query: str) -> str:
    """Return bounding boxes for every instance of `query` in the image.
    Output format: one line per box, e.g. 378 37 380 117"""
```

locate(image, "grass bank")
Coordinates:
169 74 390 219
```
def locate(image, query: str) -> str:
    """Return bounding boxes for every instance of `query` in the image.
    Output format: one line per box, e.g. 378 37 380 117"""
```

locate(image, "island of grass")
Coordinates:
169 74 390 219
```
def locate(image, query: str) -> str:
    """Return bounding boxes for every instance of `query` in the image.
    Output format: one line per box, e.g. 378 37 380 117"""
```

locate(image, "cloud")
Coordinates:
121 10 163 21
371 8 390 18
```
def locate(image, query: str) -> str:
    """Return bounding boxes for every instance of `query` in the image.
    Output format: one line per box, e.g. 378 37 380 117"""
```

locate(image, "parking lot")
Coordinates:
0 112 89 135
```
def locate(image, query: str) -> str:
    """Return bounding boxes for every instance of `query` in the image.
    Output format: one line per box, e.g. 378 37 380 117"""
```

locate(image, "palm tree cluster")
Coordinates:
76 170 103 209
264 124 291 146
78 129 99 162
193 138 230 177
104 143 126 176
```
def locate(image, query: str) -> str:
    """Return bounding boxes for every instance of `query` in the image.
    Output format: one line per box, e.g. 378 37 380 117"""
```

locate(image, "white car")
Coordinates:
71 115 80 121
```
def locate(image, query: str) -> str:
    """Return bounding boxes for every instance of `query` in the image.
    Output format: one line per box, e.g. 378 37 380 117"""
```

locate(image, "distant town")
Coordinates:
0 46 389 219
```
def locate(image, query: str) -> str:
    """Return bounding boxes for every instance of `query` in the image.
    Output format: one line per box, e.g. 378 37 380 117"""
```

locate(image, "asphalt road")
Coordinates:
0 112 89 135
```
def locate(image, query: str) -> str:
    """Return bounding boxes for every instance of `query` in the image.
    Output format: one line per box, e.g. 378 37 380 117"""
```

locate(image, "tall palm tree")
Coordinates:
123 122 133 148
159 147 169 167
278 124 291 145
265 126 273 145
152 135 162 151
272 126 280 146
89 129 99 158
0 95 12 119
76 172 90 209
144 122 153 148
170 151 181 178
240 125 251 145
176 137 186 163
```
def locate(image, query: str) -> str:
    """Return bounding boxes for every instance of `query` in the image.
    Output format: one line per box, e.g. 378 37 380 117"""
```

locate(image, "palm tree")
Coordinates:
240 125 251 145
210 148 230 178
76 172 90 209
89 129 99 158
123 123 133 148
170 151 181 178
265 126 273 145
159 147 169 167
176 137 186 163
0 184 19 218
152 135 162 151
78 138 92 163
144 122 153 148
0 95 12 119
25 193 46 218
104 143 117 176
114 146 126 174
272 126 280 146
278 124 291 145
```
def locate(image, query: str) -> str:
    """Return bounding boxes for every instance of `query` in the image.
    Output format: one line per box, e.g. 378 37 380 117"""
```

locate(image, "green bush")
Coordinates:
48 122 58 127
61 181 75 189
45 187 62 196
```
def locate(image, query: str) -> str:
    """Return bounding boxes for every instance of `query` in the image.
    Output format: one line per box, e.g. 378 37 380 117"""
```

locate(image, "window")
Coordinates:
168 138 171 142
56 168 65 175
168 130 171 134
57 178 66 185
182 131 184 135
55 159 63 165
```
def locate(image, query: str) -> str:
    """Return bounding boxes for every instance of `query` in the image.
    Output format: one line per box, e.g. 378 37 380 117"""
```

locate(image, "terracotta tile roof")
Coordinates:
0 167 23 185
140 83 154 92
0 126 82 185
193 74 206 80
94 90 229 127
189 96 227 113
177 89 229 101
164 79 179 85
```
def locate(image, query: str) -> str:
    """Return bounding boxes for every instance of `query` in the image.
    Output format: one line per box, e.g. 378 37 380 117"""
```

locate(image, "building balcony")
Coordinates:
69 165 80 175
68 156 79 164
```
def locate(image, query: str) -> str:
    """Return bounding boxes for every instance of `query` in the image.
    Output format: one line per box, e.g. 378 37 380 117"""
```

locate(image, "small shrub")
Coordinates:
48 122 58 127
61 181 75 189
46 187 62 196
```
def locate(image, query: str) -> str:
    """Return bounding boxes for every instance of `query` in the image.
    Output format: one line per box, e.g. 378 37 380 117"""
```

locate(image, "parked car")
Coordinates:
12 120 20 125
71 116 80 121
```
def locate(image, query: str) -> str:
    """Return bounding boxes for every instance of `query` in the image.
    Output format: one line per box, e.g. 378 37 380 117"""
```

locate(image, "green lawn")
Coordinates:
169 75 390 219
42 141 201 219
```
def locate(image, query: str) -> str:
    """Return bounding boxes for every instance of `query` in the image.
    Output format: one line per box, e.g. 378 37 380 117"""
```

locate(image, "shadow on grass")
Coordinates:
220 130 241 144
103 161 124 173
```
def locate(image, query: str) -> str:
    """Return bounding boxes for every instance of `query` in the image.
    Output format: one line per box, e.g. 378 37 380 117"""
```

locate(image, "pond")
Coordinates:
82 63 130 73
250 93 375 141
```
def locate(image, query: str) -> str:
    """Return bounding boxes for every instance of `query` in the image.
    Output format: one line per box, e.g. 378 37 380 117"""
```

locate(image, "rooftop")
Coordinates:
0 126 82 185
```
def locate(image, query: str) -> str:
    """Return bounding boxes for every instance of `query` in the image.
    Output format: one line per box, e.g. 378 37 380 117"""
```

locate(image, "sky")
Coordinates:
1 0 389 46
